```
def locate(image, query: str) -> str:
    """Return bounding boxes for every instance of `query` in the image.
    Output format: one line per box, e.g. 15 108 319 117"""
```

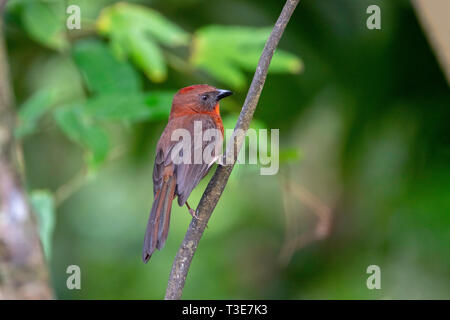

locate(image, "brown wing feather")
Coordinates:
142 167 176 263
173 114 220 206
143 114 221 262
153 114 220 205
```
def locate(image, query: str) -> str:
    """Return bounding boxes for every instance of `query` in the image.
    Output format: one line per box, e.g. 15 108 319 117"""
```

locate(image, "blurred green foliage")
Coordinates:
4 0 450 299
54 104 110 168
16 88 55 137
191 25 302 88
30 190 56 260
97 2 189 81
10 0 301 170
72 39 142 93
21 1 69 50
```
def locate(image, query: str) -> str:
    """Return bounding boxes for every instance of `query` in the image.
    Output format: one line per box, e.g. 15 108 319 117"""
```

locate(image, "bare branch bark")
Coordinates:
0 1 7 15
165 0 301 300
413 0 450 85
0 5 53 299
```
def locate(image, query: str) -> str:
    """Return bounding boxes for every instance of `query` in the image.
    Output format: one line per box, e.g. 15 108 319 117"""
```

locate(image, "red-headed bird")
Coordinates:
143 84 232 263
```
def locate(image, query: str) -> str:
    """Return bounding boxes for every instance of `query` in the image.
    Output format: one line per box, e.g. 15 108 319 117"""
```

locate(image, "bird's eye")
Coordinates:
201 95 208 101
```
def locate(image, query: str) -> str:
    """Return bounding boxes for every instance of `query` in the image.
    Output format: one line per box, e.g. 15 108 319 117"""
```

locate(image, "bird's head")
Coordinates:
170 84 233 118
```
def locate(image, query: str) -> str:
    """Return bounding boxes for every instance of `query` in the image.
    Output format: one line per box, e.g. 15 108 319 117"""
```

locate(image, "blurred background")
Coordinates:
3 0 449 299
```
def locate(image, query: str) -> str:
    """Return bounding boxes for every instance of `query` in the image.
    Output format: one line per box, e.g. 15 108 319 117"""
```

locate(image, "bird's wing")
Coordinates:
152 143 176 196
152 114 222 207
174 115 221 206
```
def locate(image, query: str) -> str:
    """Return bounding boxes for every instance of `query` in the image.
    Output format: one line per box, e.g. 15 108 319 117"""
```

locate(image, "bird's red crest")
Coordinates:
178 84 211 94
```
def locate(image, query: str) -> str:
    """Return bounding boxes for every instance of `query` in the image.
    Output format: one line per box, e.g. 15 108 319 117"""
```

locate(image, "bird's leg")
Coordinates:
217 154 234 167
185 202 199 219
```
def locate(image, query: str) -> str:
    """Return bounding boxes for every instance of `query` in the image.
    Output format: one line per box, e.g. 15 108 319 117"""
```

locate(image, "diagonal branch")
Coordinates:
165 0 301 300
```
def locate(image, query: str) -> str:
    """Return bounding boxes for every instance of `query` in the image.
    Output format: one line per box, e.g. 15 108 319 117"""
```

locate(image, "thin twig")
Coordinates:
54 167 87 207
164 0 301 300
54 145 128 207
278 179 333 265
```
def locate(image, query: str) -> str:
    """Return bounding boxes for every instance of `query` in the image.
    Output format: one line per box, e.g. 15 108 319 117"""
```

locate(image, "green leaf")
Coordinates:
279 148 302 164
222 114 267 131
72 39 142 94
96 2 189 82
27 55 85 106
30 190 55 261
97 2 189 46
267 51 303 73
22 2 68 50
15 89 55 138
83 93 149 121
191 25 303 88
54 104 109 168
127 30 166 82
82 91 173 122
144 91 174 119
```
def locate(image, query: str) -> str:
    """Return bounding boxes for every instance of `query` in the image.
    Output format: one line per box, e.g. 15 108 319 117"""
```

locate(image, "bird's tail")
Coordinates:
142 175 176 263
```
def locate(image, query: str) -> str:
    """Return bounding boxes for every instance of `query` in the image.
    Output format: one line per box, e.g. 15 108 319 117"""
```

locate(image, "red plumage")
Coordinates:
143 84 232 263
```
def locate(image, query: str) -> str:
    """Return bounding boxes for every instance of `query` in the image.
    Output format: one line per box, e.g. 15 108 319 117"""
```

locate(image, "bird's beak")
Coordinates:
216 89 233 101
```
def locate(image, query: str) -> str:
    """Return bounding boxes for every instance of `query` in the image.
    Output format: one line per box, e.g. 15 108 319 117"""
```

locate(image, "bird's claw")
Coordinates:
217 155 234 167
188 208 199 219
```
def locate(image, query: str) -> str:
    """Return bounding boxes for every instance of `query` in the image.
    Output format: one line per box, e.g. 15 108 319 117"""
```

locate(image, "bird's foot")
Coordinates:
188 208 199 219
217 155 234 167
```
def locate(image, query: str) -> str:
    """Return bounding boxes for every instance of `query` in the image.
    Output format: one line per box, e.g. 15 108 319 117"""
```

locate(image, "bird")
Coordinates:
142 84 233 263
